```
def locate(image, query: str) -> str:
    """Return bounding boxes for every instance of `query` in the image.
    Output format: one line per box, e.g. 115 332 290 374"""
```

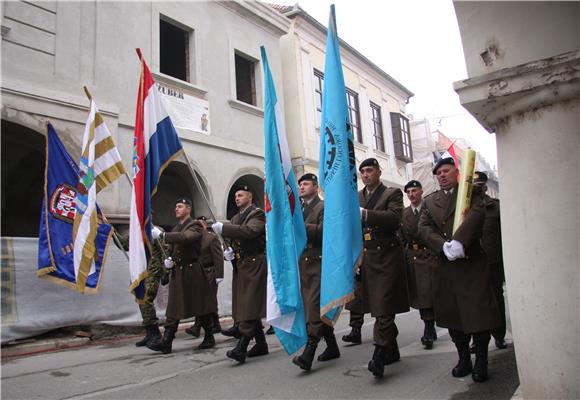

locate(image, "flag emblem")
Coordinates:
49 184 77 222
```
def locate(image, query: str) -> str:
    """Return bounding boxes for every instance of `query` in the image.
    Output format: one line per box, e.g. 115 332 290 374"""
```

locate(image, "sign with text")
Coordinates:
156 83 210 135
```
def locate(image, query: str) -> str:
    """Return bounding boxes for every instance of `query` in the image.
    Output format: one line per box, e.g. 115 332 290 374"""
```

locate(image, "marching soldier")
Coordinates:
186 216 224 337
292 173 341 371
474 171 507 350
148 197 217 354
118 230 167 348
358 158 410 378
401 180 438 349
212 186 268 364
418 158 501 382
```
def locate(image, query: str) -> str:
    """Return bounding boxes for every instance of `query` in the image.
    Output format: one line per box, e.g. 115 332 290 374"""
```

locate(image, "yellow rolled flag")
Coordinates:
452 149 476 234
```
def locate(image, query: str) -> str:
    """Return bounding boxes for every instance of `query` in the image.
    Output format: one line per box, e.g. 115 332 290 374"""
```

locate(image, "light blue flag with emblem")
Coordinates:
319 5 363 324
261 46 308 355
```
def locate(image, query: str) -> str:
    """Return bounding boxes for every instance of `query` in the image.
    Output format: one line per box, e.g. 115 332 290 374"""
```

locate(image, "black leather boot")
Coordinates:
212 313 222 334
226 336 251 363
428 320 437 341
384 338 401 365
317 333 340 361
292 338 318 371
147 326 176 354
368 345 386 377
185 321 201 338
452 341 473 377
197 328 216 350
221 322 241 339
136 325 161 347
342 326 361 344
421 321 434 350
472 334 490 382
247 327 269 357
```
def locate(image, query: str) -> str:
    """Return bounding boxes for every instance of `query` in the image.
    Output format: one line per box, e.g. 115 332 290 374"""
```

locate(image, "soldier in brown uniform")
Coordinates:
186 216 224 337
401 180 438 349
474 171 507 350
148 198 217 354
418 158 501 382
358 158 410 378
292 173 341 371
212 186 268 364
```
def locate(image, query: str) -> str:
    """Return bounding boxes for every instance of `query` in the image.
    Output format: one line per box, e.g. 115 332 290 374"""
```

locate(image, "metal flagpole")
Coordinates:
179 151 228 249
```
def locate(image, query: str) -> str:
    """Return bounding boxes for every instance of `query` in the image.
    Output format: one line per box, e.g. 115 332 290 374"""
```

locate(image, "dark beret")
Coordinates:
474 171 488 183
298 173 318 184
196 215 207 221
175 197 192 207
432 157 455 174
358 158 380 171
404 180 422 192
233 185 251 194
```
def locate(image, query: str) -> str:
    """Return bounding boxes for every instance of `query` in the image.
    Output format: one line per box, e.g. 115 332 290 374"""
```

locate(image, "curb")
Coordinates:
1 318 235 360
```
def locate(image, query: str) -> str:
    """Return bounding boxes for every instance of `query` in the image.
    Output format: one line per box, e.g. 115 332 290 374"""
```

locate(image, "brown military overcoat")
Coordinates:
221 207 266 322
298 196 325 337
357 184 409 317
165 217 217 320
199 229 224 280
401 205 438 309
418 186 501 333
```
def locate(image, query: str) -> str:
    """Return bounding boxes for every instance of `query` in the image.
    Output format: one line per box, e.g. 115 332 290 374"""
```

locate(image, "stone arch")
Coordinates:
152 160 210 229
1 120 46 237
226 173 264 220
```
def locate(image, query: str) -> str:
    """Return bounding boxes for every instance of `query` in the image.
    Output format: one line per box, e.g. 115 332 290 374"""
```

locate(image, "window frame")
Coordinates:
346 88 362 143
313 69 324 127
370 102 385 153
390 112 413 162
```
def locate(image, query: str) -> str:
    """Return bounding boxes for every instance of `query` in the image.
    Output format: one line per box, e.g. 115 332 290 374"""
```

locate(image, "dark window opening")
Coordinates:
235 53 256 106
160 18 189 82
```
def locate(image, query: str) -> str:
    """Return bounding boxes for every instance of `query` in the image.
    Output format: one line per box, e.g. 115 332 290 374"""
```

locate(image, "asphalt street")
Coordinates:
1 310 518 400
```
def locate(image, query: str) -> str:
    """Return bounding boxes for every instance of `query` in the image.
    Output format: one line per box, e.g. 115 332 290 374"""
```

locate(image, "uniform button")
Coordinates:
305 257 309 262
413 257 417 260
377 246 381 250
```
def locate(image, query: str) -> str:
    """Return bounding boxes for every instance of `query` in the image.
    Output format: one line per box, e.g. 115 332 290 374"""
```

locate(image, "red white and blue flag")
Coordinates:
129 49 183 301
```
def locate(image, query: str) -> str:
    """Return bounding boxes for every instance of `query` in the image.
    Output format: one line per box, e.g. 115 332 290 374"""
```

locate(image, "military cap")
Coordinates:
233 185 251 194
432 157 455 174
175 197 192 207
196 215 207 221
474 171 488 183
298 173 318 184
358 157 380 171
404 180 422 192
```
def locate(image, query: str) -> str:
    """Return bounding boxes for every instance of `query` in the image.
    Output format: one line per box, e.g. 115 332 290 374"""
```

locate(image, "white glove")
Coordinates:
443 242 456 261
448 240 465 259
164 257 174 269
360 207 364 219
216 278 223 285
223 246 235 261
151 226 163 240
212 222 223 235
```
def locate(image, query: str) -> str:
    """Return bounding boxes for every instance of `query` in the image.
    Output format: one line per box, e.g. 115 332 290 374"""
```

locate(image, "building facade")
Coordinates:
1 1 289 236
276 5 414 190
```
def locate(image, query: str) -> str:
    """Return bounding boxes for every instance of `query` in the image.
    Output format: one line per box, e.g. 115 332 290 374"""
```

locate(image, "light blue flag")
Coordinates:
261 46 308 355
319 5 363 324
